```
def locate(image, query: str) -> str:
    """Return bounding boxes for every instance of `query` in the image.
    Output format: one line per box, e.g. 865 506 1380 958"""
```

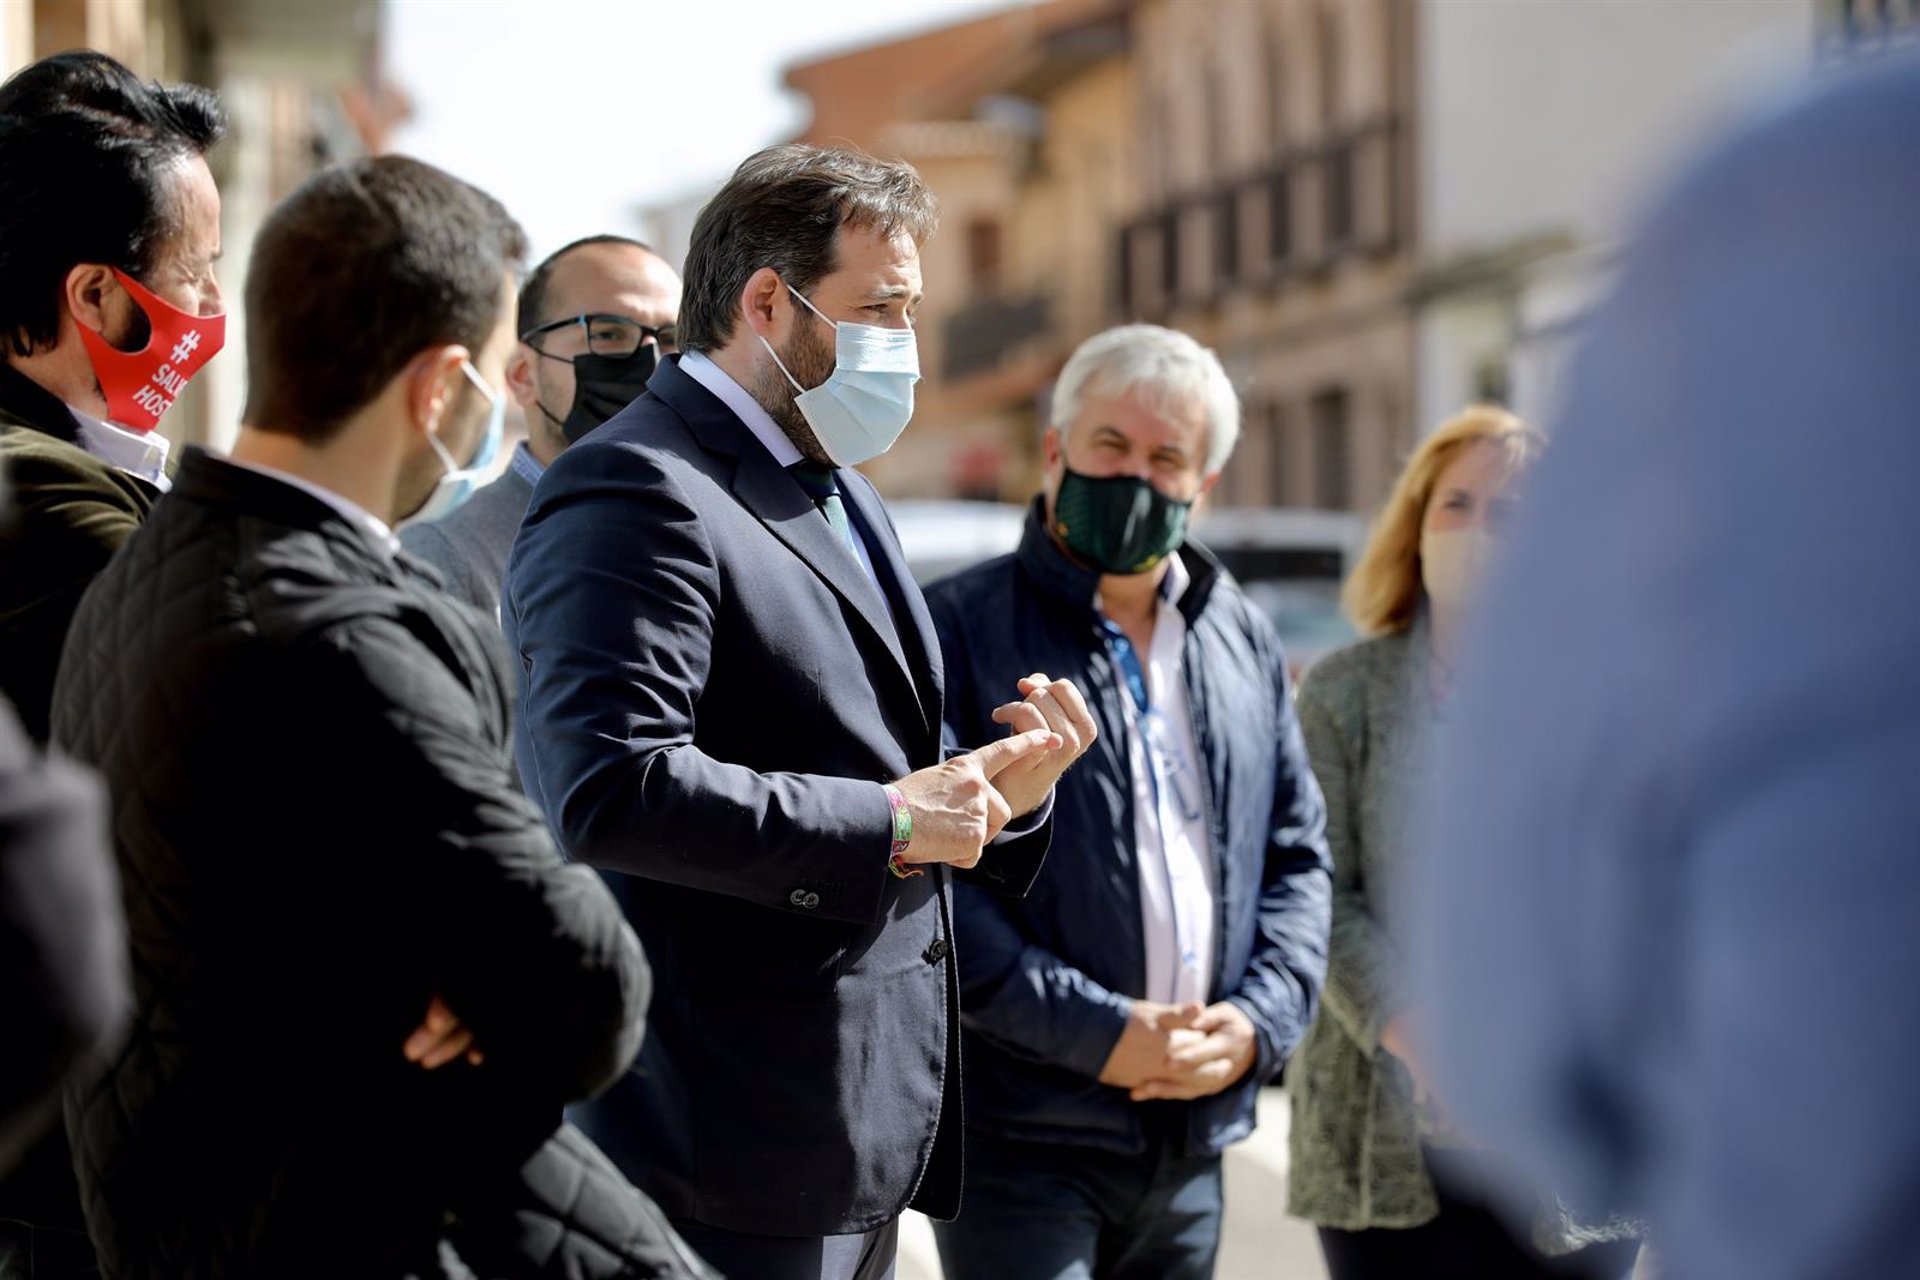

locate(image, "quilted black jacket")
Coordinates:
49 448 713 1280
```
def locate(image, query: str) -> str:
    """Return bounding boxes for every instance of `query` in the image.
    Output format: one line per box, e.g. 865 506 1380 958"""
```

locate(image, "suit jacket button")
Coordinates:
924 938 951 964
791 889 820 910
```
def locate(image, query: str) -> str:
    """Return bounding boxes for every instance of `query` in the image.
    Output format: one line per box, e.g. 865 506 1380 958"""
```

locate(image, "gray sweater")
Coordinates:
399 452 537 619
1288 627 1438 1230
1289 625 1639 1256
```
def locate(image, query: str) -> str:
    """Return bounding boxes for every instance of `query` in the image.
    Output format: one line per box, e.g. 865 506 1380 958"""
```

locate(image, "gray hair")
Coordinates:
1049 324 1241 476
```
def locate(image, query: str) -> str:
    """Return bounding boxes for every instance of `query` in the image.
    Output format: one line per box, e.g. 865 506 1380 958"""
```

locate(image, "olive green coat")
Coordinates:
0 364 162 742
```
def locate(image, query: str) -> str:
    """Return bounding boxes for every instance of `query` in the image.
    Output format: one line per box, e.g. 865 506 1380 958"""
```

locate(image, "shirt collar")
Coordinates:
1158 547 1192 607
509 440 545 487
72 411 172 491
222 458 399 555
680 349 803 467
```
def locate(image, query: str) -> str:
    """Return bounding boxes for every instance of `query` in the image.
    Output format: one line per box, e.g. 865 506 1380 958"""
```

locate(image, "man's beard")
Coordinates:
89 288 153 402
750 317 837 466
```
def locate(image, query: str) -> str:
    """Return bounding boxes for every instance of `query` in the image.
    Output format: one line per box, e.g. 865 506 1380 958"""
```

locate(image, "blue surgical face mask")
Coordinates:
409 359 505 526
759 282 919 467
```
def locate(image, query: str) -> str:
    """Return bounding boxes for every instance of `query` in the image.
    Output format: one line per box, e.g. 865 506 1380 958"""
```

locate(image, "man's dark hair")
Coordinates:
516 234 657 336
243 155 528 443
0 51 227 358
678 144 938 354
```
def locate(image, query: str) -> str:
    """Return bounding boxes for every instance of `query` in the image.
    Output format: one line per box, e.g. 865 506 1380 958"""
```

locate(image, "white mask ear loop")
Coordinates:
787 282 836 327
758 332 805 396
757 278 835 396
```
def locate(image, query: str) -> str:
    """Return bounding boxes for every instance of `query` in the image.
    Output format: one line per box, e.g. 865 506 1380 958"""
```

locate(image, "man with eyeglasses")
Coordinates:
403 234 681 617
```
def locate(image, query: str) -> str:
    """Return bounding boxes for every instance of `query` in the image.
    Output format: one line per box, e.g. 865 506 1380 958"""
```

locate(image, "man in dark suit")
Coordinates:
506 143 1096 1280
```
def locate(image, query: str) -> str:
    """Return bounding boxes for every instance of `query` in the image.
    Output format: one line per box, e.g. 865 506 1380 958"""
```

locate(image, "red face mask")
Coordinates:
74 267 226 432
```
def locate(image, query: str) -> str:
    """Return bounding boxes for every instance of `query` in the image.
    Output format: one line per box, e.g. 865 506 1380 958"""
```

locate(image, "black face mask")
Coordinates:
1050 467 1193 575
541 344 658 444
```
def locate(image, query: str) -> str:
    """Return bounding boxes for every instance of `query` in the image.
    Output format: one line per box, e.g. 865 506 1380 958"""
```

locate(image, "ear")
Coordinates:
1197 470 1222 499
505 344 539 409
737 266 787 342
1040 426 1068 517
65 264 119 337
406 345 470 439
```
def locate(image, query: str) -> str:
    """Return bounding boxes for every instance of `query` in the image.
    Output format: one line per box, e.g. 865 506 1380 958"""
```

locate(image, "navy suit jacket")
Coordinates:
503 354 1052 1237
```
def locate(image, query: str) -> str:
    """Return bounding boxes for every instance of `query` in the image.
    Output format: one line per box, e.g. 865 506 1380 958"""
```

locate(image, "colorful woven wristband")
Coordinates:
883 784 920 879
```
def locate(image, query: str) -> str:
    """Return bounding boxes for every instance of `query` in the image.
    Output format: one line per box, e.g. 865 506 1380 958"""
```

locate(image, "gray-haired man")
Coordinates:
926 323 1332 1280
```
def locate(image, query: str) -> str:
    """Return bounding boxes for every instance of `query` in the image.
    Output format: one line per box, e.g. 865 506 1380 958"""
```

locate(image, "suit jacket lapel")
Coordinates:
731 448 912 676
649 358 923 722
840 475 943 742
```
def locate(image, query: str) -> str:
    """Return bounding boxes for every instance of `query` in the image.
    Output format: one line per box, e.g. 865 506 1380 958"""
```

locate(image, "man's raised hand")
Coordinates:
892 727 1061 869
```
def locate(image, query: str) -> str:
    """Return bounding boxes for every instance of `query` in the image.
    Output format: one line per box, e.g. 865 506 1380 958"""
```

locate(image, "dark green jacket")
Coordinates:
0 363 162 743
0 364 159 1251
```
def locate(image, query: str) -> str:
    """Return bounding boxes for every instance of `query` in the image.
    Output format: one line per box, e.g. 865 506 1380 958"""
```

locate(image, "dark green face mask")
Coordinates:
1051 467 1193 576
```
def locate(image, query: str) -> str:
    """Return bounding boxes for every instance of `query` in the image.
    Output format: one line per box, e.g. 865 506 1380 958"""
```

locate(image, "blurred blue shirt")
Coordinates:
1415 54 1920 1280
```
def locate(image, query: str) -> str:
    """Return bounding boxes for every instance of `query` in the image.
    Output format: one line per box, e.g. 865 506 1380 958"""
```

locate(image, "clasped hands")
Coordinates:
1099 999 1259 1101
891 673 1096 870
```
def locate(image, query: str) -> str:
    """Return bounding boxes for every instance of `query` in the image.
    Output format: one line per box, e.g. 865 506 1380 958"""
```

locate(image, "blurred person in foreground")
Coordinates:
49 155 709 1280
0 685 121 1178
507 143 1090 1280
402 234 682 618
0 659 125 1278
1415 53 1920 1280
924 323 1331 1280
0 49 227 1278
1290 406 1640 1280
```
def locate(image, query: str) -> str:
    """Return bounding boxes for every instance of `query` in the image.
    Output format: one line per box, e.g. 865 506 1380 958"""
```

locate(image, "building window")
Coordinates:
1206 64 1229 184
1266 23 1288 157
1269 169 1292 265
1317 3 1342 132
1161 205 1181 304
1150 87 1173 201
1217 186 1240 285
1311 386 1352 510
966 218 1002 297
1325 140 1355 248
1820 0 1920 59
1268 402 1291 507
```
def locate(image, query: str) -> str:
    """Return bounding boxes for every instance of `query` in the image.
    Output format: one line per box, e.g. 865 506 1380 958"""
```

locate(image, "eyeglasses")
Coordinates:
521 313 677 360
